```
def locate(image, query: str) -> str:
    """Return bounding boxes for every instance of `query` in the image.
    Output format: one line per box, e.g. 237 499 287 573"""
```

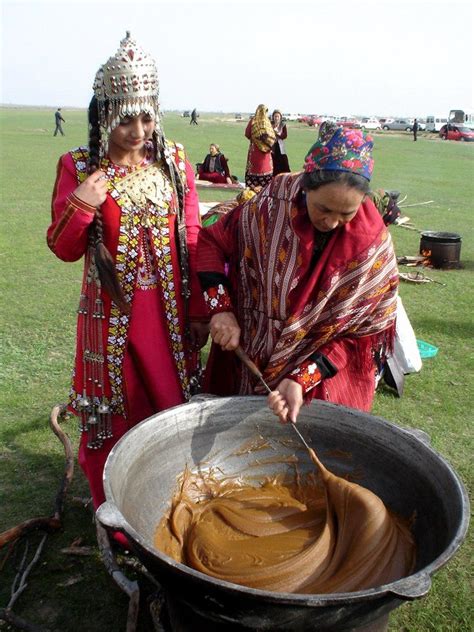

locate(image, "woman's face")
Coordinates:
209 144 219 156
109 113 155 154
304 182 365 232
273 113 282 125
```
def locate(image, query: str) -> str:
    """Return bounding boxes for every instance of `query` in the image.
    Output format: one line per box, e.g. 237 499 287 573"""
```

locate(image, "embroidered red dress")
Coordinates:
48 142 207 508
197 173 398 412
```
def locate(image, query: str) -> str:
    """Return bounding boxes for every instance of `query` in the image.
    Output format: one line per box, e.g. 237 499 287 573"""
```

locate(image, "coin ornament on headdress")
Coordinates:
93 31 161 134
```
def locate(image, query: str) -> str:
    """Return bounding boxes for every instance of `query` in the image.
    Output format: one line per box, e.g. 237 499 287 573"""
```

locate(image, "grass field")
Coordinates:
0 108 473 631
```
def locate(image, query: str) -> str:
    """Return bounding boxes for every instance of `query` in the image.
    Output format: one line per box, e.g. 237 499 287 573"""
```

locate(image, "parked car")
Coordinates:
360 117 381 130
182 110 190 117
382 119 413 132
439 124 474 142
234 113 243 120
337 118 362 129
298 115 322 126
283 113 299 121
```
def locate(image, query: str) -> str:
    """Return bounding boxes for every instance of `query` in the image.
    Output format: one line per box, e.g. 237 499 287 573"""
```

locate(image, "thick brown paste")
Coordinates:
154 446 415 594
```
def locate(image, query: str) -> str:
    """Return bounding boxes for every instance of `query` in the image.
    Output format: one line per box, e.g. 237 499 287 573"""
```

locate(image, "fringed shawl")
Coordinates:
251 105 276 153
233 173 399 392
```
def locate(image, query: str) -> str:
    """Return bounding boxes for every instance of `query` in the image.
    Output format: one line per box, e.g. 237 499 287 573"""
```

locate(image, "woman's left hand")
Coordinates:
189 321 210 350
267 379 303 424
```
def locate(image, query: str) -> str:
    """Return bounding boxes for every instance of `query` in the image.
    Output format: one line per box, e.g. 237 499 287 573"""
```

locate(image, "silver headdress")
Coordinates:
93 31 161 136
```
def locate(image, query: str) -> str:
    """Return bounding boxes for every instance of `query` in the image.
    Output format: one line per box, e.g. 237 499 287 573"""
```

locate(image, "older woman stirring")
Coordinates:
197 123 398 422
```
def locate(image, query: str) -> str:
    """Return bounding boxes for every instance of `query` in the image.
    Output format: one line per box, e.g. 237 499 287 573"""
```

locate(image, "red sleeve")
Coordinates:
245 120 252 140
47 154 95 262
286 338 361 395
287 360 322 394
196 202 245 316
202 284 233 315
317 334 388 376
184 159 208 320
196 203 241 275
317 338 359 372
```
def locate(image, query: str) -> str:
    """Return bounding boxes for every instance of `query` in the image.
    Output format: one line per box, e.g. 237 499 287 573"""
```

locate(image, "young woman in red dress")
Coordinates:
47 33 208 509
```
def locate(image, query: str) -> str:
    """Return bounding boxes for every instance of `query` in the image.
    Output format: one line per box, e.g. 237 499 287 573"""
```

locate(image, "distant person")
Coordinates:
54 108 65 136
244 104 276 189
412 118 419 142
271 109 291 176
190 108 199 125
196 144 233 184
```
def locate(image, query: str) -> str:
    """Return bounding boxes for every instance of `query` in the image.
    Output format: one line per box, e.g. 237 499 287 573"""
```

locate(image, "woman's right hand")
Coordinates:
210 312 240 351
73 170 108 208
267 379 303 424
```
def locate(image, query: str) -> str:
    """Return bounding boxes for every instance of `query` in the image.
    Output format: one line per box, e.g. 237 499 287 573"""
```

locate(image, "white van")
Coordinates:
425 115 448 132
449 109 474 129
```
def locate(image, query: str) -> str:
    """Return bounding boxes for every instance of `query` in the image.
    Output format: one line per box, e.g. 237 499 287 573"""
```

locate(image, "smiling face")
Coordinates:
304 182 365 232
209 144 219 156
273 112 282 126
108 112 155 155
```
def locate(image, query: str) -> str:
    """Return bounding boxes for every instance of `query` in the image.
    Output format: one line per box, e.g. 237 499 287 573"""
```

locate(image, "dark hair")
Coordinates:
302 169 370 195
87 96 130 313
153 127 189 298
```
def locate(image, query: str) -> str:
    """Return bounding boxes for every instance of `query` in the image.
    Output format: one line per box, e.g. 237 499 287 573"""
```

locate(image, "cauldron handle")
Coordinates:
389 572 432 600
96 501 129 533
402 427 432 446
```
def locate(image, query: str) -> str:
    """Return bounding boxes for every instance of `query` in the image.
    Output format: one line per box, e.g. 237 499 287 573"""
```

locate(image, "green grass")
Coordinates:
0 109 473 631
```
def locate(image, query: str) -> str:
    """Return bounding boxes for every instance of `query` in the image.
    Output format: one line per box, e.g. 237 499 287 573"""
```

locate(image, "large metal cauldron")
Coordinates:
97 396 469 632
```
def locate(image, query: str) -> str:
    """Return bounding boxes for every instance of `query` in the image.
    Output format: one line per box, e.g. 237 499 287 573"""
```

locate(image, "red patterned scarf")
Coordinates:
234 173 398 392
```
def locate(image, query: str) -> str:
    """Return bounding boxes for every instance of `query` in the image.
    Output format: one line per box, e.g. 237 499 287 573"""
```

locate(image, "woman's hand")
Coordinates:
210 312 240 351
74 170 108 208
267 378 303 424
189 321 210 350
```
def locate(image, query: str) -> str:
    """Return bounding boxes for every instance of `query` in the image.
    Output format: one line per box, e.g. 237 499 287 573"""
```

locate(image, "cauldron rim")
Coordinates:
98 396 470 605
420 231 461 242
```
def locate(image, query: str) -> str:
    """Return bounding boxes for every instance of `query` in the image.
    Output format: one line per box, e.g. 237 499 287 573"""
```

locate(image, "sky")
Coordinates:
1 0 473 118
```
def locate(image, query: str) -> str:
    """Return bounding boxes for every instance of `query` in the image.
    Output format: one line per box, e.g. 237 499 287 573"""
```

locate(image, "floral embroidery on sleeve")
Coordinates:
203 283 233 314
288 361 322 394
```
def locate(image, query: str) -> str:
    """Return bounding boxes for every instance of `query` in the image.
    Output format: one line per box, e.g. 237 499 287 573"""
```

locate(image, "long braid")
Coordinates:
152 129 191 327
87 97 129 313
155 131 190 297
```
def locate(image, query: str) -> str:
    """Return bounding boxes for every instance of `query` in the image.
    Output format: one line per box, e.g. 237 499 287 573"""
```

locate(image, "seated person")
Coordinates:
196 144 233 184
